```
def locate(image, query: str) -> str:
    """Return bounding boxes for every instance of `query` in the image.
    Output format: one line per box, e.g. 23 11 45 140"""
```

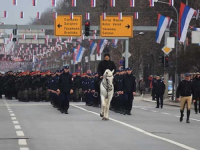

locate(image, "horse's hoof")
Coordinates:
102 117 105 120
105 118 109 121
100 113 103 117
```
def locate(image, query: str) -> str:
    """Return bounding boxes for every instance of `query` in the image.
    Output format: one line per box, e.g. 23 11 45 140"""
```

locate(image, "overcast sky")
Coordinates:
0 0 57 25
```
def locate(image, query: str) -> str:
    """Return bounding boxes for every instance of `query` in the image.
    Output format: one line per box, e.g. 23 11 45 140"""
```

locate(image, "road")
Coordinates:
0 97 200 150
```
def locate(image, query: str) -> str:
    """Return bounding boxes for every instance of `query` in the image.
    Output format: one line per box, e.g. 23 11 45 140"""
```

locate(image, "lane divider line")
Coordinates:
71 104 197 150
15 125 21 130
13 121 19 124
18 139 27 145
16 131 25 136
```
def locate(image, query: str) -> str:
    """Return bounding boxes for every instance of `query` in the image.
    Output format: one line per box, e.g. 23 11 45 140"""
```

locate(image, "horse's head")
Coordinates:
103 69 114 82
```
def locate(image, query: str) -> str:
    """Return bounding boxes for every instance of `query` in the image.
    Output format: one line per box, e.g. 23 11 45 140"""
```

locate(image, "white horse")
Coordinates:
100 69 114 121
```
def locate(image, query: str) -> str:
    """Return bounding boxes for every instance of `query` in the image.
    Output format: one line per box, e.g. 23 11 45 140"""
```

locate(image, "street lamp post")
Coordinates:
154 0 179 101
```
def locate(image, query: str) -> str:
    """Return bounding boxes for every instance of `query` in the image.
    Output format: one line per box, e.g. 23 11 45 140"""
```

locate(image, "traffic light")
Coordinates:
12 29 18 42
84 20 90 36
165 55 169 68
159 56 164 66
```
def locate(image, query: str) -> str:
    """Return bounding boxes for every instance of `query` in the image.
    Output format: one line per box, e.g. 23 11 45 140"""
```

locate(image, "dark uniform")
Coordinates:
57 66 73 114
192 73 200 114
153 76 166 109
123 68 136 115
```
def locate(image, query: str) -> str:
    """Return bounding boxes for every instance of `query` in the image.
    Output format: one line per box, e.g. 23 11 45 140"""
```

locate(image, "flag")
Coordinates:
167 18 173 28
72 0 76 7
10 34 13 39
179 2 195 42
102 12 106 20
90 41 97 55
97 39 108 56
53 12 57 19
130 0 135 7
156 14 169 44
189 26 200 31
169 0 174 6
118 12 122 20
93 30 96 39
91 0 96 7
195 9 199 20
76 45 86 62
112 39 118 48
22 34 25 39
4 11 7 18
134 12 138 19
52 0 56 6
150 0 154 7
37 12 41 19
110 0 115 7
70 13 74 19
86 13 90 20
13 0 17 5
33 0 37 6
20 11 24 18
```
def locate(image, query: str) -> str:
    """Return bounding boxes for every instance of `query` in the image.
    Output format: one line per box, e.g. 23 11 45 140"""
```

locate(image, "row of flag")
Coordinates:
11 0 176 8
156 2 196 44
3 11 140 20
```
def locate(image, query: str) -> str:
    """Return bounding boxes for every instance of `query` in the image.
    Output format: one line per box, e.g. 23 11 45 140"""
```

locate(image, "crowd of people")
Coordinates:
0 54 137 116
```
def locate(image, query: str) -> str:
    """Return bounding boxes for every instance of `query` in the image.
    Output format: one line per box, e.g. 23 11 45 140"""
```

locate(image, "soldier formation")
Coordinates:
0 67 136 115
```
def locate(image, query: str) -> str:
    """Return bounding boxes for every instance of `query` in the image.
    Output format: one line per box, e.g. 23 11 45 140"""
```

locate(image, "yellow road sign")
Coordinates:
54 15 82 37
162 46 172 55
100 16 133 37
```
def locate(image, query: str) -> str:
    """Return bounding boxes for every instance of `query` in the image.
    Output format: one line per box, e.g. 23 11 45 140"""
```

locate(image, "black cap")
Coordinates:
64 66 69 69
104 53 110 58
185 73 190 77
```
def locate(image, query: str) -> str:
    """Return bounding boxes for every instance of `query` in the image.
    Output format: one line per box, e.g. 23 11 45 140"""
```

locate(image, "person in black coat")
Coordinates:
153 75 166 108
97 53 116 78
57 66 73 114
192 72 200 114
123 68 136 115
176 73 193 123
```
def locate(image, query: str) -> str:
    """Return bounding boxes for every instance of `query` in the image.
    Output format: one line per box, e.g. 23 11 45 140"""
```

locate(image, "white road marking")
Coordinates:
18 139 27 145
13 121 19 124
151 110 158 113
7 109 11 111
71 104 197 150
140 108 148 110
16 131 25 136
190 118 200 122
175 115 180 117
11 117 17 120
20 148 29 150
10 113 15 117
161 112 170 115
15 125 21 130
9 111 13 113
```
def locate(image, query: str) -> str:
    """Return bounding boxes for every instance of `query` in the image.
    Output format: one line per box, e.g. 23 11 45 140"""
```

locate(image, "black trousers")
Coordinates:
156 93 163 107
60 92 70 111
194 92 200 113
124 93 133 111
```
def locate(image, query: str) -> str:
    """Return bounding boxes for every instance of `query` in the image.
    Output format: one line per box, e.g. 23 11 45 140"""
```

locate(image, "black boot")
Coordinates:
127 111 132 115
180 110 184 122
186 110 190 123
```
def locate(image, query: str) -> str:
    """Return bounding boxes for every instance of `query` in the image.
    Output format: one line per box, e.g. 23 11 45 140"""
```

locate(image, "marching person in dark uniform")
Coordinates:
74 72 82 102
0 73 4 99
123 68 136 115
153 75 166 109
57 66 73 114
192 72 200 114
176 73 193 123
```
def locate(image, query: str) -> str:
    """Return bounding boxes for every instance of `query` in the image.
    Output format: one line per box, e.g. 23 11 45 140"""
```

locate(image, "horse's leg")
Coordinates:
100 96 105 117
104 98 109 120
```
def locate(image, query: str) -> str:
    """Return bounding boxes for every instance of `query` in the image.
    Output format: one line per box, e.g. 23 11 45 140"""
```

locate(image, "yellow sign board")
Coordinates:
54 15 82 37
100 16 133 37
162 46 172 55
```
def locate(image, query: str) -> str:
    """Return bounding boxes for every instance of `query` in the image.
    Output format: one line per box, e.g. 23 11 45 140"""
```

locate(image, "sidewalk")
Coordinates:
136 94 194 108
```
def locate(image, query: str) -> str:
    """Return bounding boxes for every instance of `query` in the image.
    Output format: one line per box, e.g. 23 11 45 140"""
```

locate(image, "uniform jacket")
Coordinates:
58 72 73 93
97 60 116 76
176 80 193 98
153 79 165 95
123 74 136 94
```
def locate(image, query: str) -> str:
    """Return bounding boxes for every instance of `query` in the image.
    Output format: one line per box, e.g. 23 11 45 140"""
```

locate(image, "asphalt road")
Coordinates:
1 97 200 150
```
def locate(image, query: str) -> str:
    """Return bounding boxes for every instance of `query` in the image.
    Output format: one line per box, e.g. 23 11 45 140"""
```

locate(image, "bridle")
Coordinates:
102 72 113 98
